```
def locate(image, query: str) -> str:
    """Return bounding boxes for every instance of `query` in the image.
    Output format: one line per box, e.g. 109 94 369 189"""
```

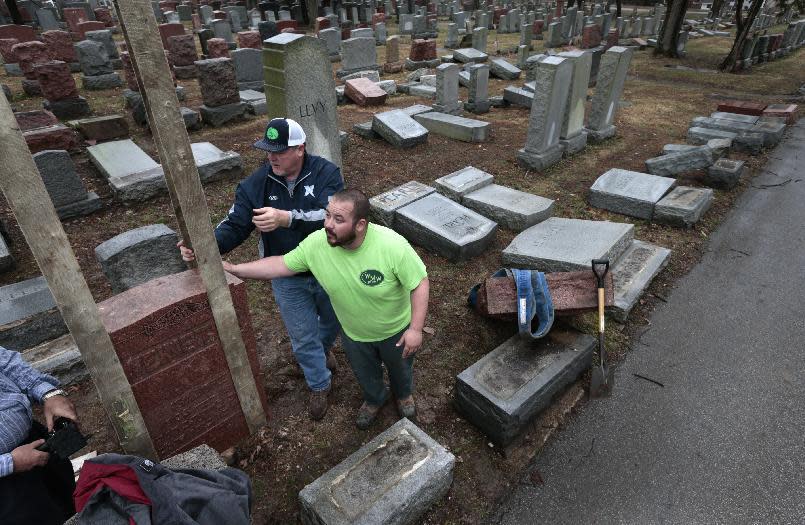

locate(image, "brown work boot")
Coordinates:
355 402 382 430
309 386 330 421
325 352 338 373
396 396 417 421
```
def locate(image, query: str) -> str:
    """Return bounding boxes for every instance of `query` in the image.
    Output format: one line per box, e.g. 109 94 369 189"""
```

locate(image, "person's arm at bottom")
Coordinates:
1 441 49 477
223 255 297 280
396 277 430 358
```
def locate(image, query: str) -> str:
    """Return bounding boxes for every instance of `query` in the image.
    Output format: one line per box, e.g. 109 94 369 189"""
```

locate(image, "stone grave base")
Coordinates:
173 64 197 79
193 142 244 182
584 124 616 142
56 191 103 219
237 80 263 92
654 186 714 228
383 61 403 73
335 64 382 78
199 102 247 127
23 124 80 154
67 114 129 141
240 89 266 115
705 159 745 189
44 96 91 120
430 102 463 116
408 84 436 99
455 328 595 446
22 79 42 97
412 111 489 142
181 107 202 130
328 53 342 63
0 277 68 351
462 184 554 231
464 100 490 114
516 143 564 171
353 121 378 139
611 239 671 321
404 57 441 70
23 334 87 386
559 130 588 156
82 72 124 90
503 86 533 108
299 418 455 525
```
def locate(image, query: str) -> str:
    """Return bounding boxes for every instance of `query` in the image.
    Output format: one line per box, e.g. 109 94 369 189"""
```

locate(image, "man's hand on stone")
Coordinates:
177 240 195 262
11 440 49 473
253 207 291 232
396 328 423 358
44 394 77 431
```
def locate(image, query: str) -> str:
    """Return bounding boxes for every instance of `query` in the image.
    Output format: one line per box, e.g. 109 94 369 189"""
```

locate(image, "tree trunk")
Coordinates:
654 0 686 57
709 0 727 19
615 0 622 18
4 0 23 24
719 0 763 71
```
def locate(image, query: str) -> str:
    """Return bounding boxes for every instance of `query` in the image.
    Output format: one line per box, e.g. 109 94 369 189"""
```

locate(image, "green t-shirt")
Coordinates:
283 224 427 342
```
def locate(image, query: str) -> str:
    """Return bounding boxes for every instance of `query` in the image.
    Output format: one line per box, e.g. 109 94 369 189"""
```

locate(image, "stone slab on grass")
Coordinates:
23 334 87 386
489 58 521 79
654 186 714 228
452 47 488 63
687 126 738 145
87 138 159 181
67 114 129 141
644 146 714 177
344 77 388 106
408 83 437 98
239 89 267 115
502 86 534 108
199 101 247 127
192 142 244 182
589 168 676 219
162 444 227 471
372 109 429 148
299 418 455 525
705 158 746 189
455 328 595 446
433 165 494 200
610 239 671 321
411 111 490 142
709 111 760 124
0 276 67 351
395 193 497 261
369 181 436 227
463 184 555 231
502 217 634 272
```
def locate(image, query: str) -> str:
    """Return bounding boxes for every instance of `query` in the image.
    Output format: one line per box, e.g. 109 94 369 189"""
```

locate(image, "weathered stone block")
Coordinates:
644 146 714 177
705 158 745 189
372 109 429 148
653 186 713 228
0 277 67 351
610 240 671 321
489 57 521 79
344 77 388 106
434 166 494 200
589 168 676 219
463 184 554 231
411 111 490 142
369 181 436 226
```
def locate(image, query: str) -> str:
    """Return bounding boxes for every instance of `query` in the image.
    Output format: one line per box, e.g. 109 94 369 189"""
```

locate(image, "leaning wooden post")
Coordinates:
113 0 267 433
0 91 157 459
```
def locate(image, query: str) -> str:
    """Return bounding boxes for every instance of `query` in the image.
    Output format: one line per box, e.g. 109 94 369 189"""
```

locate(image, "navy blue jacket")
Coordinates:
214 153 343 259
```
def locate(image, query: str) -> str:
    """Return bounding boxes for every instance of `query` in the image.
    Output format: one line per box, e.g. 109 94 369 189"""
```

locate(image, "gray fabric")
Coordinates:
77 487 152 524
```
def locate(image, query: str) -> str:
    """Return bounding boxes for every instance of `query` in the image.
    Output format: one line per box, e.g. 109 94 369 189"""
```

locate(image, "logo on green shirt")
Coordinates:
359 269 384 286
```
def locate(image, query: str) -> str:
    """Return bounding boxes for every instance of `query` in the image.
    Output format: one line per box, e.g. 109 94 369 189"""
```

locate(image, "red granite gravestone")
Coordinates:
94 8 115 27
716 100 767 116
168 34 198 66
341 27 352 40
192 14 202 30
237 30 261 49
120 52 139 90
0 24 36 42
314 16 330 32
763 103 798 124
345 77 388 106
42 30 77 62
409 39 436 61
76 20 106 39
159 0 179 11
62 8 88 34
206 37 230 58
12 41 50 79
15 109 81 153
493 8 506 24
0 38 19 63
212 10 227 20
97 270 269 459
533 20 544 37
555 0 564 17
15 109 58 130
605 28 619 49
34 61 79 100
276 19 298 32
371 13 385 27
158 22 185 49
581 24 601 48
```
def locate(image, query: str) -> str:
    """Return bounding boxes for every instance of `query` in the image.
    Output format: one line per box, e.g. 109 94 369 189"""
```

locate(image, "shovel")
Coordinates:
589 259 613 398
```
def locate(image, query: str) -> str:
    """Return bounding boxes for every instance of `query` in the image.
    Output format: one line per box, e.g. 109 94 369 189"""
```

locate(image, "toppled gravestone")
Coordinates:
33 150 103 219
455 328 595 446
0 276 67 351
371 109 429 148
94 224 188 293
644 145 714 177
411 111 490 143
299 418 455 525
610 239 671 321
369 181 435 226
588 168 677 219
653 186 714 228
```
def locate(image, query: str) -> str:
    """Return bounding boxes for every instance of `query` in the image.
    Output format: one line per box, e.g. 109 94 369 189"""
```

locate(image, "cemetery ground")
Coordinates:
2 19 805 524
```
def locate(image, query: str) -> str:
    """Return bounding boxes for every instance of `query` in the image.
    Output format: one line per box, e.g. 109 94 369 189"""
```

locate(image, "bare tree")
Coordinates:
720 0 765 71
654 0 687 57
709 0 728 19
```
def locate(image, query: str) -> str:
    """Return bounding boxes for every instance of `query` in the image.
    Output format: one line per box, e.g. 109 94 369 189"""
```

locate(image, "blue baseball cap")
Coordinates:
253 117 306 152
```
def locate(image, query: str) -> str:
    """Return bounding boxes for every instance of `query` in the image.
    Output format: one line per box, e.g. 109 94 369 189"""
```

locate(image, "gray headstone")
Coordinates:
434 165 494 200
372 109 430 148
350 27 374 39
0 277 67 351
230 48 263 91
463 184 555 231
432 63 461 115
472 26 488 51
644 146 714 177
589 168 676 219
517 56 572 171
370 181 436 226
455 328 595 446
85 29 119 60
264 34 342 167
464 63 490 114
258 20 279 41
36 8 60 30
489 58 521 80
502 217 634 271
653 186 714 228
95 224 188 293
503 86 535 108
318 27 341 57
558 50 592 154
75 39 113 76
33 150 102 219
240 88 267 115
337 37 379 76
299 418 455 525
200 5 213 24
412 111 489 142
212 18 235 43
394 192 497 261
610 240 671 321
585 46 633 142
453 47 488 63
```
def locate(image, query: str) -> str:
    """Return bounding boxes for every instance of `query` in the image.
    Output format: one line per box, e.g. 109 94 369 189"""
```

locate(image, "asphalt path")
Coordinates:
488 119 805 524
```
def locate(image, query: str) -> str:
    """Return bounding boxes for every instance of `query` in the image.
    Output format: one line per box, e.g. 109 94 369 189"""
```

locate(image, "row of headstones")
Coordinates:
0 5 117 36
735 20 805 70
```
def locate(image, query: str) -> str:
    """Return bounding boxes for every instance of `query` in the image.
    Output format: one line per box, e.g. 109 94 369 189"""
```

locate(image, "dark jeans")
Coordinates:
341 327 415 406
0 421 76 525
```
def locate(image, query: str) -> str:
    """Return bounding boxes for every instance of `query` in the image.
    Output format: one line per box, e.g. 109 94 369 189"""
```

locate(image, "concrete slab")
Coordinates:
463 184 555 231
369 181 436 227
705 158 746 189
654 186 714 228
395 193 497 261
411 111 490 142
610 239 671 321
372 109 429 148
299 418 455 525
433 165 494 200
0 276 67 351
455 328 595 446
589 168 676 219
453 47 489 63
502 218 634 272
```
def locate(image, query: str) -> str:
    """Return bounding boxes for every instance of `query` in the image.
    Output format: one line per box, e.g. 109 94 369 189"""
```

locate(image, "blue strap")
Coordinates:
512 269 555 339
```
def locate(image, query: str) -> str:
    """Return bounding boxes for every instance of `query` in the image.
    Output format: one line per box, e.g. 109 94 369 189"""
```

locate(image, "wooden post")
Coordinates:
113 0 267 433
0 91 157 459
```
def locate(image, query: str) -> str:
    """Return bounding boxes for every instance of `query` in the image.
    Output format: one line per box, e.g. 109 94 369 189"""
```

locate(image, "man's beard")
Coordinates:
325 226 357 247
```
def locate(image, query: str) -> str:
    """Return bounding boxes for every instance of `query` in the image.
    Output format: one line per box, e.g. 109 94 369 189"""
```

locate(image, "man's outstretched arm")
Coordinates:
223 256 297 280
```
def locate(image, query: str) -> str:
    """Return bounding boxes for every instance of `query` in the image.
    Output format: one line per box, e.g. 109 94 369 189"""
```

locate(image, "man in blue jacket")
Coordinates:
180 117 344 420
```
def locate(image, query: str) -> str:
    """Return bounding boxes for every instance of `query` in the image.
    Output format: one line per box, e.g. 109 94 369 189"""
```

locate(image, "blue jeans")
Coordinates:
271 275 340 392
341 327 414 407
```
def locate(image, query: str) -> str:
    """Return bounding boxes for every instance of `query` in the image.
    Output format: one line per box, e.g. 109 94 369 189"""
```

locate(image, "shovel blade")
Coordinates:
589 367 615 398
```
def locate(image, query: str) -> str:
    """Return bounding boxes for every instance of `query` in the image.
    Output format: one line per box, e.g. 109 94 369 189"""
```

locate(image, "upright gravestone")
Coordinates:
433 63 461 115
318 27 341 60
35 61 91 119
168 34 198 79
231 47 263 91
472 26 488 51
84 29 120 68
211 18 235 44
337 36 380 77
195 57 247 126
464 63 490 114
264 34 342 167
557 49 592 155
517 56 572 171
75 39 123 90
95 224 188 293
584 45 633 142
383 34 402 72
33 149 102 219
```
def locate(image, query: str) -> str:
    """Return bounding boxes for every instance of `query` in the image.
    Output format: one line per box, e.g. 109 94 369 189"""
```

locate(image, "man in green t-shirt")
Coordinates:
223 189 429 429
